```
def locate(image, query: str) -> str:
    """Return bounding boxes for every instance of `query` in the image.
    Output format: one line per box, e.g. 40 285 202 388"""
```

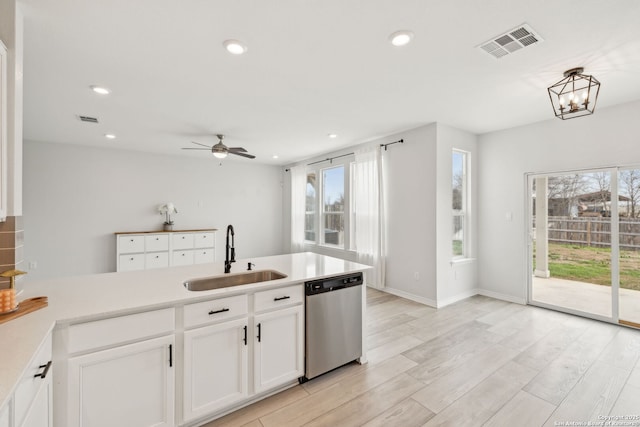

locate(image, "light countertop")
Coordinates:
0 252 371 410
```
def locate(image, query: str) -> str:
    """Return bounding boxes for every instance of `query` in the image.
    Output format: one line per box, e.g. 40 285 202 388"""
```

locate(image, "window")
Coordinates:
303 156 354 250
305 172 317 242
452 150 469 258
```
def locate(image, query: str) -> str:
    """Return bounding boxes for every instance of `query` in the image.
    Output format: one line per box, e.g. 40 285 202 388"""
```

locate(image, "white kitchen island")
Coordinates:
0 252 371 427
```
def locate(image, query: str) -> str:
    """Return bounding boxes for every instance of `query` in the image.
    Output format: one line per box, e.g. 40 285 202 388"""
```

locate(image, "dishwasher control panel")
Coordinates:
305 272 363 295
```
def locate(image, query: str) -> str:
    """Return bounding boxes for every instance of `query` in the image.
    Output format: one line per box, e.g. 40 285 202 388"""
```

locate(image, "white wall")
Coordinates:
436 123 478 305
382 124 438 304
477 100 640 303
282 122 480 307
23 141 285 279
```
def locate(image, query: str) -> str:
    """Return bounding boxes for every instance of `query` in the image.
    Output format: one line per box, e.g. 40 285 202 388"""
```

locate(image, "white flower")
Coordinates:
158 202 178 224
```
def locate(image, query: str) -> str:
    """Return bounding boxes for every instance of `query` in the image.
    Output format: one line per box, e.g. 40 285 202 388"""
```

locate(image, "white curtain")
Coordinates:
354 145 386 289
290 165 306 253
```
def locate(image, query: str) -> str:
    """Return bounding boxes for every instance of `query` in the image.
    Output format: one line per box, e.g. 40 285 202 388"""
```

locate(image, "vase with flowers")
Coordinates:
158 202 178 231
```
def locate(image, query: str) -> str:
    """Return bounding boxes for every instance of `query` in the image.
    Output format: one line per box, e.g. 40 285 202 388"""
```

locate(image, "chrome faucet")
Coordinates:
224 224 236 273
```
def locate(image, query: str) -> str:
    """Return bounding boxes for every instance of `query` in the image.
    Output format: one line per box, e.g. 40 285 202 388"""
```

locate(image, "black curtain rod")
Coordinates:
307 152 354 166
284 152 354 172
380 139 404 151
284 140 403 171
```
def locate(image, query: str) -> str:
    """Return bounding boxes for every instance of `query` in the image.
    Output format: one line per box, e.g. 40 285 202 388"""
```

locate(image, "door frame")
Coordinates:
525 167 621 324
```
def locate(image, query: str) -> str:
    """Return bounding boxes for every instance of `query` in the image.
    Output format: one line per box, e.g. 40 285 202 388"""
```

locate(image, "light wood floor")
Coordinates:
203 288 640 427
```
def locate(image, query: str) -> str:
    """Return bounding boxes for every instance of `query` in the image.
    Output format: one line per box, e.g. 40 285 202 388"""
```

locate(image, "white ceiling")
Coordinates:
19 0 640 165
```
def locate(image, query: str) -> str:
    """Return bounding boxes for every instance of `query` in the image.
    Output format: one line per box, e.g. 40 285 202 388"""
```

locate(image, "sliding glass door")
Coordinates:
618 168 640 327
529 170 614 320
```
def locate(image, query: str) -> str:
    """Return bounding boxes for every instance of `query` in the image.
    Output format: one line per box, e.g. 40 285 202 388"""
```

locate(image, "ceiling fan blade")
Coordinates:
228 147 247 153
230 151 256 159
181 148 211 150
191 141 212 148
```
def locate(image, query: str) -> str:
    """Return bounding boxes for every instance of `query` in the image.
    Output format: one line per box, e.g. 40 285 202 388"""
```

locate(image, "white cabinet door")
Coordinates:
19 375 52 427
193 232 215 249
193 249 214 264
172 233 194 250
118 254 145 271
145 252 169 269
253 305 304 394
172 250 194 266
0 400 11 427
0 41 8 222
14 334 51 427
67 335 175 427
183 318 248 422
117 235 144 253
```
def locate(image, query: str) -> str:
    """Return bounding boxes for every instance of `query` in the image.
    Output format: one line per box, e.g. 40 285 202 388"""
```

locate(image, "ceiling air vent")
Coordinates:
78 115 99 123
478 23 543 59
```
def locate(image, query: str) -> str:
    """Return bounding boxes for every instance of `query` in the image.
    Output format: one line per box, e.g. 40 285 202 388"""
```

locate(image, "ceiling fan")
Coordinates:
182 134 256 159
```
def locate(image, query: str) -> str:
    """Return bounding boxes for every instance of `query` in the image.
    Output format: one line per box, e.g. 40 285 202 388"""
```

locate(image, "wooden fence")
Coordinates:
535 216 640 250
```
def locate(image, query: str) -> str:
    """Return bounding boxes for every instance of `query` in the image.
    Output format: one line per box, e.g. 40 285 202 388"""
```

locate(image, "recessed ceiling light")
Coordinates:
223 39 248 55
104 134 116 139
272 155 279 159
90 85 111 95
328 133 338 139
389 30 414 47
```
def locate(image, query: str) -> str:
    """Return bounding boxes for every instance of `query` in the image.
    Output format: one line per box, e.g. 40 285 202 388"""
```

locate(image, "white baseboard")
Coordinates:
477 289 526 305
436 288 480 308
379 286 526 308
382 287 437 308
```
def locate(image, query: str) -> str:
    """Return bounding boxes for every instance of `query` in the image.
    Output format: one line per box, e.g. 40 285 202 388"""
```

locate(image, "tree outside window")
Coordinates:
453 150 468 258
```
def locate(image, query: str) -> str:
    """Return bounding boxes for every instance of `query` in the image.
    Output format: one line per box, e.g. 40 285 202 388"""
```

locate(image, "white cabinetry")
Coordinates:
0 401 10 427
253 285 304 394
115 229 216 272
182 285 304 424
183 319 248 421
183 295 249 422
0 333 53 427
14 334 52 427
0 40 8 222
64 308 175 427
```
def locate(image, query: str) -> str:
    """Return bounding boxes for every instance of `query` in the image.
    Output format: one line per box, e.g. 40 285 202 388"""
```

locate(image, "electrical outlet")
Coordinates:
29 261 38 270
414 272 419 281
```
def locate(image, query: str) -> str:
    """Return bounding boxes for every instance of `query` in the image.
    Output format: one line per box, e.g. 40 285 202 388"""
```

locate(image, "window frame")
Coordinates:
304 155 355 251
452 149 470 260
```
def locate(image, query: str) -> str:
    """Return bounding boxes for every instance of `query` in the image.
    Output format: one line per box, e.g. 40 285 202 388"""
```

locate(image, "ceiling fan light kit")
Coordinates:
181 134 256 160
548 67 600 120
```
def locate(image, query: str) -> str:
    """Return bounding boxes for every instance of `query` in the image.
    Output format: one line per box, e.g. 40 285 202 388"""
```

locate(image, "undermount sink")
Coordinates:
183 270 288 291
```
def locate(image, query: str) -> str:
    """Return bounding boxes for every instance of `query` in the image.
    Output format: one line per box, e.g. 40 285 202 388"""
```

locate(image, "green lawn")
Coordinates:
546 243 640 291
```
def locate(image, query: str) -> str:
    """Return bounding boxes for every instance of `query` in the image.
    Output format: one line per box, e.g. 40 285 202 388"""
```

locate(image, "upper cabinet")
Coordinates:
0 40 8 222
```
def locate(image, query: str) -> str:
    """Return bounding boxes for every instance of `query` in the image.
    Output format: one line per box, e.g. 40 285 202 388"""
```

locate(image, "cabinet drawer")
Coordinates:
193 232 215 248
14 333 52 427
145 234 169 252
184 295 248 328
119 254 145 271
172 233 194 250
254 285 303 313
173 250 194 266
68 308 175 354
118 235 144 253
146 252 169 269
194 249 214 264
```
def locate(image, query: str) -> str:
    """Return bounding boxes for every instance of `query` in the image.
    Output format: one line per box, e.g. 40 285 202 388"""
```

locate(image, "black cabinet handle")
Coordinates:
243 325 247 346
209 308 230 315
274 296 291 301
34 361 52 379
257 323 261 342
169 344 173 367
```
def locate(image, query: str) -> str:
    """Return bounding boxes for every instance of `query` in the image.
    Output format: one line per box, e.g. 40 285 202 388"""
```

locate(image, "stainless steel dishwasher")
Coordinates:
303 272 363 381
